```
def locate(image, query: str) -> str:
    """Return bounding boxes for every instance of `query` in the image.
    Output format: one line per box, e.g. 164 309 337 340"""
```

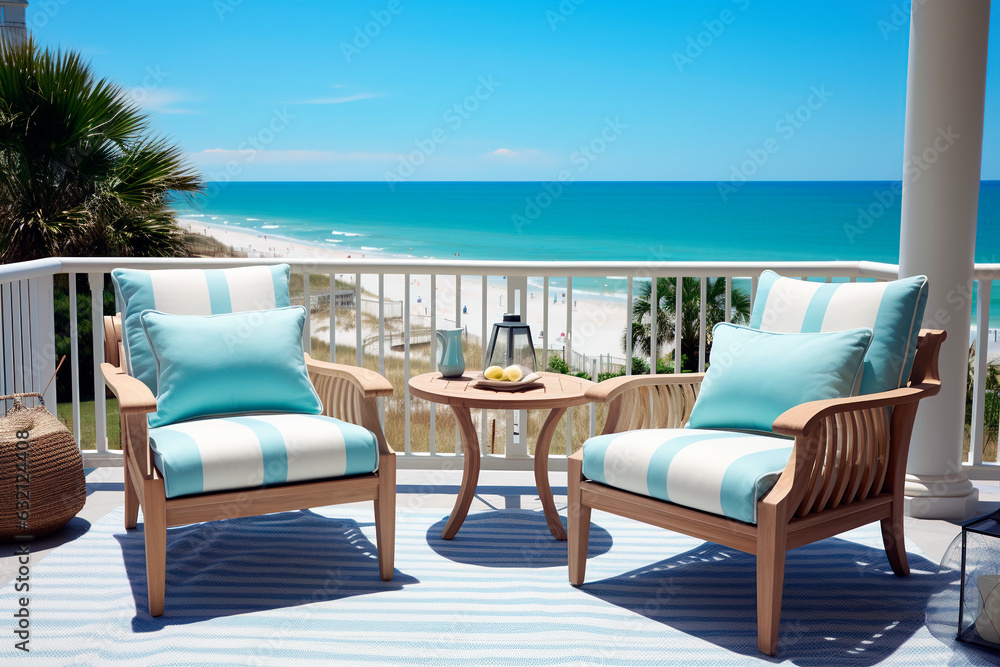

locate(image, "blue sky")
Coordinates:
29 0 1000 182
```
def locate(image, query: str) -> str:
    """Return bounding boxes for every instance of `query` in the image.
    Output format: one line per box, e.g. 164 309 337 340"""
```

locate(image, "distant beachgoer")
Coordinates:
463 305 467 314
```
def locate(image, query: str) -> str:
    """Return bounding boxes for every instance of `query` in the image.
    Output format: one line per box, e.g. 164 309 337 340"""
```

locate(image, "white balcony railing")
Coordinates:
3 256 996 476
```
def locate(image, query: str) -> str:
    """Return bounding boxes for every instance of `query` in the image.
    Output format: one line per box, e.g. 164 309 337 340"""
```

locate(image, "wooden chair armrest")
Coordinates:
305 355 394 398
771 382 939 439
101 363 157 415
586 373 705 403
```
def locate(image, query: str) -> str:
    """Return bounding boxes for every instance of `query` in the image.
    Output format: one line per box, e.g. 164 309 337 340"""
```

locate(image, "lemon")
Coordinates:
502 365 523 382
484 365 504 380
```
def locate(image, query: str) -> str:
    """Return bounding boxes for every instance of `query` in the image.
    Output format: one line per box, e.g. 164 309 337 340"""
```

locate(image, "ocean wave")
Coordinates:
246 218 259 221
330 231 364 237
185 214 205 218
361 246 384 251
325 239 343 243
261 225 279 229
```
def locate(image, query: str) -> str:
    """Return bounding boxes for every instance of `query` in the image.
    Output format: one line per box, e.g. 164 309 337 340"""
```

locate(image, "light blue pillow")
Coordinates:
687 323 873 434
112 264 292 396
748 271 928 394
140 307 323 428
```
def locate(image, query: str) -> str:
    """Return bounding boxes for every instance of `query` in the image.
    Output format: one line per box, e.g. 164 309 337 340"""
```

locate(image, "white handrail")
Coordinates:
9 255 999 475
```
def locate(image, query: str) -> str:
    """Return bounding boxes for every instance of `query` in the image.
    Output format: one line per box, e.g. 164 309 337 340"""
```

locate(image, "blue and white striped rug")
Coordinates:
0 505 988 665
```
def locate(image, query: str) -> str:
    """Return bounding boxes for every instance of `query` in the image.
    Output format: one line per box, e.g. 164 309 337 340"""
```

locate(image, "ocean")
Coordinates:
171 180 1000 323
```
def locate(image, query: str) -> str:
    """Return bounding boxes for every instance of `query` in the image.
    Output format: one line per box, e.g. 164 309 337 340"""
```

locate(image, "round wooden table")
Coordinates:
408 371 595 540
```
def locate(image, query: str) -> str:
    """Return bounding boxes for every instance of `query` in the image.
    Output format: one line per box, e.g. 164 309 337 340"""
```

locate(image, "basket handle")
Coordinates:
0 392 45 408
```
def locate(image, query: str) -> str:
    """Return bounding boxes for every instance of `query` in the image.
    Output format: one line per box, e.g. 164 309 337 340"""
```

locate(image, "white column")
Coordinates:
899 0 990 520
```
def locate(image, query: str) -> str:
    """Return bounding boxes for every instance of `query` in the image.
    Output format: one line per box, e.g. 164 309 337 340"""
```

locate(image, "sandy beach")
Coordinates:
178 218 630 368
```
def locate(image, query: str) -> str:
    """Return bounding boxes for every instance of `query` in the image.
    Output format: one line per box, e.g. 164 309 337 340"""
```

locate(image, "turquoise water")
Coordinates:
174 181 1000 262
171 180 1000 322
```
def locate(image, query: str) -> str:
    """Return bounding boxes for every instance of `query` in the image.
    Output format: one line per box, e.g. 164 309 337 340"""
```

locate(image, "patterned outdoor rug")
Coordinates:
0 505 993 665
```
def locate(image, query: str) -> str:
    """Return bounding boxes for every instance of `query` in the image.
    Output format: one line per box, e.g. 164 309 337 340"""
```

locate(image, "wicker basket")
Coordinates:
0 393 86 541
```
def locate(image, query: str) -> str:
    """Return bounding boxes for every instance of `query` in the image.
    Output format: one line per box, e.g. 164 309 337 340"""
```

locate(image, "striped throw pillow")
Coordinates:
112 265 291 394
749 271 928 394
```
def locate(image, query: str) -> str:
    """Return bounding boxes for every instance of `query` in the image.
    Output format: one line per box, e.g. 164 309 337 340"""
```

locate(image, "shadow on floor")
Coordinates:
116 509 416 631
581 537 963 666
12 515 92 552
425 509 612 568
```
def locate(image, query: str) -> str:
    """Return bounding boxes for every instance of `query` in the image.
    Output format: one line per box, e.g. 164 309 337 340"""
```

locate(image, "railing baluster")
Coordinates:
11 281 23 393
542 277 549 370
89 272 107 455
566 277 573 454
302 271 311 353
354 273 363 367
35 274 57 409
28 278 41 394
455 274 462 456
404 273 411 455
972 278 992 465
674 276 682 374
480 274 488 451
2 283 14 395
429 274 437 455
69 273 81 445
698 277 707 372
329 273 336 363
377 274 385 426
649 276 657 374
626 276 633 375
725 275 732 324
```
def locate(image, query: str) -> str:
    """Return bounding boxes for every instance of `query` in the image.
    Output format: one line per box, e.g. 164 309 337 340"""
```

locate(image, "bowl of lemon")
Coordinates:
474 364 542 391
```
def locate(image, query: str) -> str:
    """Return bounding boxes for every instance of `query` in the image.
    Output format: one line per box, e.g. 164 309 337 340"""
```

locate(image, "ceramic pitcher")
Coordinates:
436 328 466 378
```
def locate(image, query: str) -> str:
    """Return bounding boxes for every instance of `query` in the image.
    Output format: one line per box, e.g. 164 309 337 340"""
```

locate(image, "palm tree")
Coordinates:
624 277 751 371
0 39 202 262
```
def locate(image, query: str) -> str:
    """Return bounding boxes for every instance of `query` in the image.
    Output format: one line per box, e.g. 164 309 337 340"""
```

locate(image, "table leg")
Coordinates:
535 407 568 540
441 405 481 540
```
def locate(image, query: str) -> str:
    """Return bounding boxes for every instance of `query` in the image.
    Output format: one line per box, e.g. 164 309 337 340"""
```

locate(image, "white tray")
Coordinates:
471 372 542 391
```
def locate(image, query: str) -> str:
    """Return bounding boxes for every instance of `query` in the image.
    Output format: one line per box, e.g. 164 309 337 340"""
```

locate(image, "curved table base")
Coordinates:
441 405 482 540
441 404 567 541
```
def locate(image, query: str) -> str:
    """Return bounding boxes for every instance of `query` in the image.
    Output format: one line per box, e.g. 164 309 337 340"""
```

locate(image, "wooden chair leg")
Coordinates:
880 502 909 576
143 485 167 617
756 508 787 656
124 465 139 530
374 453 396 582
568 452 591 586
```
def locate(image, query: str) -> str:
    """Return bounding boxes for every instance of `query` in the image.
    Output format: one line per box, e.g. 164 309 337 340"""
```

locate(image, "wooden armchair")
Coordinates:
101 314 396 616
568 328 945 655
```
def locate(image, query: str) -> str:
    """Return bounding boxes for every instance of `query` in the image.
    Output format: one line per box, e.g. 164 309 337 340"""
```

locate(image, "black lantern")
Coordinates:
958 509 1000 651
484 313 537 372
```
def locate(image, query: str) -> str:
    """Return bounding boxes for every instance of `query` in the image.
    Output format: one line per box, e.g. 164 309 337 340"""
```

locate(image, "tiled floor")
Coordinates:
2 466 998 586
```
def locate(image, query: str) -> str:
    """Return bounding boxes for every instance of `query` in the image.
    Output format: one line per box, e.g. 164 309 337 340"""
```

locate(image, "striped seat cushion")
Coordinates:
749 270 928 394
149 413 379 499
582 428 793 524
112 265 291 395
